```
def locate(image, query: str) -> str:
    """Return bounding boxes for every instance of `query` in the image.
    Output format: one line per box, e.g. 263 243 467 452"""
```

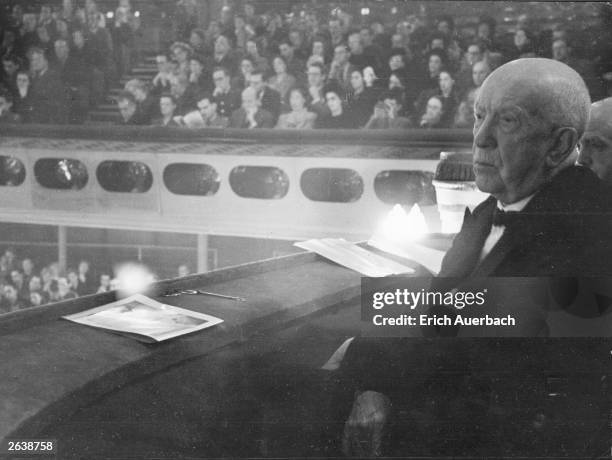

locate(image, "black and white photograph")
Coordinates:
0 0 610 458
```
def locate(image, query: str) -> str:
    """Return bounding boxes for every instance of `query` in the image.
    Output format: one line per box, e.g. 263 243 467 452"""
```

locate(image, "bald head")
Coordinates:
480 58 591 139
578 98 612 183
473 58 592 203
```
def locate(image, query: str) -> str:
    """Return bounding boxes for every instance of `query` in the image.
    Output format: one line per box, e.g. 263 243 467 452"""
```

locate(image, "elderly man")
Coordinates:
578 97 612 184
339 58 612 457
229 86 274 129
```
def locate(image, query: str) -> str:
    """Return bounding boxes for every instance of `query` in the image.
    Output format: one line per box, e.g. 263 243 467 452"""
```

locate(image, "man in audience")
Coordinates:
211 67 240 118
328 44 354 92
340 58 612 457
211 35 237 77
53 38 90 124
454 60 491 128
365 89 412 129
348 32 377 72
229 86 274 129
552 38 605 101
195 93 228 128
578 97 612 184
278 39 305 80
248 69 281 124
27 47 68 124
306 62 330 118
77 260 96 296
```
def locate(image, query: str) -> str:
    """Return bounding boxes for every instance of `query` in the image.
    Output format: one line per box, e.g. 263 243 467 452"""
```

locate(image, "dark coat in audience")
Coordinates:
212 88 241 118
13 91 34 123
314 111 357 129
346 87 378 127
259 86 282 124
28 68 69 124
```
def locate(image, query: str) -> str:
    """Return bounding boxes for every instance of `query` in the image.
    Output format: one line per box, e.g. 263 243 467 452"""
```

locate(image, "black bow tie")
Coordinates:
492 208 521 226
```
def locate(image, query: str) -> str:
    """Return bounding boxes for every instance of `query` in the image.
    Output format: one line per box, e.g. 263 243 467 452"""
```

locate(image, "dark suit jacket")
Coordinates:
341 166 612 397
28 68 69 124
437 166 612 279
260 87 281 124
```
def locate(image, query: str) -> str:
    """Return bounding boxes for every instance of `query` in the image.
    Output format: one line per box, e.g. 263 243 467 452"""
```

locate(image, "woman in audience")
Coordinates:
315 83 355 129
268 56 297 109
275 87 316 129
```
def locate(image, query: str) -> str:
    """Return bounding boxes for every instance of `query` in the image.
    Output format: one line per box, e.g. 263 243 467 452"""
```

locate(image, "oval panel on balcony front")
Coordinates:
0 156 25 186
97 161 153 193
163 163 220 196
374 170 436 206
300 168 363 203
34 158 88 190
229 166 289 199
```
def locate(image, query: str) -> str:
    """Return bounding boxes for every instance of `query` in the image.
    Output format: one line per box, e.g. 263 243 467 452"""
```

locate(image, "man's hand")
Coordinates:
342 391 391 457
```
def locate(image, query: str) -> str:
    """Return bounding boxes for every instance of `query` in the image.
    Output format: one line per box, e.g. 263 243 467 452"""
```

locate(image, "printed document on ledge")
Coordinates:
367 236 445 276
294 238 414 277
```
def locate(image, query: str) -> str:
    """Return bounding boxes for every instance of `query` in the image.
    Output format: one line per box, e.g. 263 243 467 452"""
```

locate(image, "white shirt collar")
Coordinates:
497 193 534 212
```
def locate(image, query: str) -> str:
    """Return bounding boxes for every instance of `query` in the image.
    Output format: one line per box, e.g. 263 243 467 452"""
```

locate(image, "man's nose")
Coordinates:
473 116 497 150
577 147 592 167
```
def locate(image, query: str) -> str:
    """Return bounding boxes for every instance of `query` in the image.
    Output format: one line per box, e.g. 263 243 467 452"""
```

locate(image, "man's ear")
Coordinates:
546 127 579 167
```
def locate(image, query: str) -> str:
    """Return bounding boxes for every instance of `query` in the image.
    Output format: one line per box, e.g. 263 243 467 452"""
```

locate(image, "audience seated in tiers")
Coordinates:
0 248 114 313
0 1 610 128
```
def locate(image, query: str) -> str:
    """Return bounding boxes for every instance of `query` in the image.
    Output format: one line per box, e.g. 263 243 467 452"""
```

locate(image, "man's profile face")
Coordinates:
579 133 612 183
55 40 69 60
215 36 230 55
246 40 257 56
348 34 361 53
473 76 550 203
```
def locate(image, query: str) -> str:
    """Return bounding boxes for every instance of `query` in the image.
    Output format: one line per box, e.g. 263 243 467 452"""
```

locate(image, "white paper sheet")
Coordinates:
368 237 446 276
294 238 414 277
63 294 224 342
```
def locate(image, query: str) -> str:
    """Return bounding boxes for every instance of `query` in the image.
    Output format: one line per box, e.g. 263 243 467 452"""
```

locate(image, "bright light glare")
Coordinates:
134 11 140 18
373 203 429 244
106 11 114 18
391 7 398 14
114 262 155 298
361 7 370 15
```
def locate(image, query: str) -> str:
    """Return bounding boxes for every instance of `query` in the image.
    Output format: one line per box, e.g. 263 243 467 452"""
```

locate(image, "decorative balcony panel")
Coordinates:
34 158 88 190
97 161 153 193
300 168 363 203
229 166 289 200
0 156 25 186
374 170 437 206
163 163 220 196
